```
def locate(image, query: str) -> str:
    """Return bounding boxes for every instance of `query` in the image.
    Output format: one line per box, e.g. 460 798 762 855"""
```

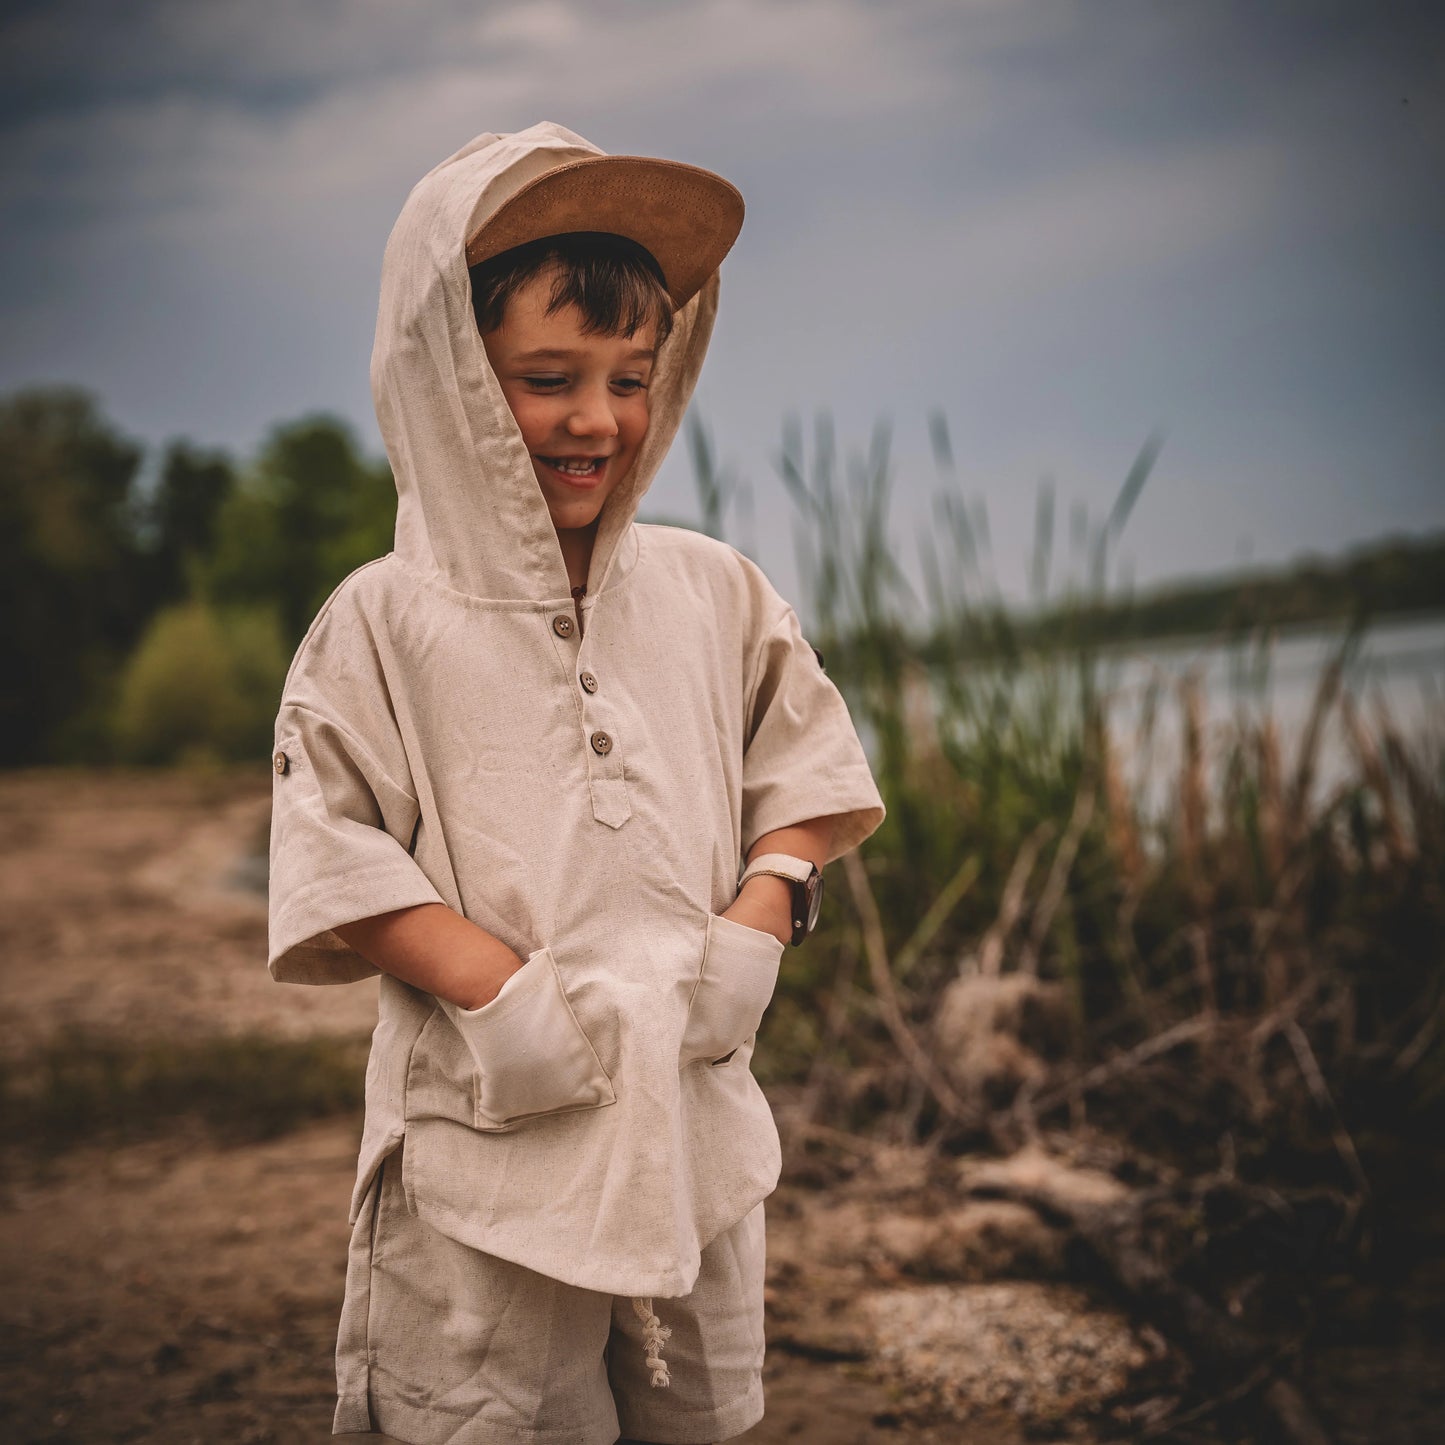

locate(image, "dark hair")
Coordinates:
468 231 674 348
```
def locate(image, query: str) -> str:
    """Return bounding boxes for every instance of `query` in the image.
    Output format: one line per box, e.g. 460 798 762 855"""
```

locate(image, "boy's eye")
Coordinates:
522 375 567 390
613 377 648 394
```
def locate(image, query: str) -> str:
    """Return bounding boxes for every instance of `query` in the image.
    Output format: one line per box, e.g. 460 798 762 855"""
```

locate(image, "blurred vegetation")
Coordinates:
0 388 149 764
2 378 1442 1179
2 383 1441 769
740 412 1443 1199
2 386 1436 1438
0 387 396 765
113 600 290 765
0 1030 369 1151
201 414 398 640
729 414 1445 1439
1017 531 1445 656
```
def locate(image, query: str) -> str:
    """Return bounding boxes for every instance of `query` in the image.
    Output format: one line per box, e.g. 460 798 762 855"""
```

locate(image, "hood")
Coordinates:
371 121 720 603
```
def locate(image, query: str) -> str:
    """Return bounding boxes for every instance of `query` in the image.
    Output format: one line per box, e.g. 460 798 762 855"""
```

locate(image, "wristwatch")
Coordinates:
737 853 825 947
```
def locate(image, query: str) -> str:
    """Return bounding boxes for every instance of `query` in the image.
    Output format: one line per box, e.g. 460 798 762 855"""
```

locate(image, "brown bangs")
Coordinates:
469 232 675 348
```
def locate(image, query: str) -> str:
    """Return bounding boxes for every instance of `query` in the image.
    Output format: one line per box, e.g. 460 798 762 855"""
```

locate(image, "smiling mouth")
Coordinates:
538 455 608 478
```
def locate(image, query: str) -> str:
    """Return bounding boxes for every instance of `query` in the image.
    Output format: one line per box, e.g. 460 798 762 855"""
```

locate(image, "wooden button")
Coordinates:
273 749 289 775
552 615 575 638
590 731 613 755
580 671 599 694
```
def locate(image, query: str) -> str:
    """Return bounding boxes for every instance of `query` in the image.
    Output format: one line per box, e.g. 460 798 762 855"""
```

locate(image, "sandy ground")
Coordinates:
0 768 379 1057
5 768 1439 1443
0 770 1022 1445
5 1119 1004 1445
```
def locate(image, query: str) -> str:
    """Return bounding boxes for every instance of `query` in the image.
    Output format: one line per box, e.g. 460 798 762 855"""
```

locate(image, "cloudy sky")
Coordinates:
2 0 1442 604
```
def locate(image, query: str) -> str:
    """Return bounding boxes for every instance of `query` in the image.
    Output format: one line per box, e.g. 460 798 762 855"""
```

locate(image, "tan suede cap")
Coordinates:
464 154 745 310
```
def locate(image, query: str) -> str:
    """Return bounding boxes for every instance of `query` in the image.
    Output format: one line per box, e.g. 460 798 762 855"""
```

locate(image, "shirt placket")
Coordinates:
547 606 631 829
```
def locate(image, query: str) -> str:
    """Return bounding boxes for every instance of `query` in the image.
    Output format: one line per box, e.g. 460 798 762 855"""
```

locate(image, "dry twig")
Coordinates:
894 852 981 981
1018 780 1096 975
971 820 1054 977
1281 1018 1370 1212
841 850 983 1131
1023 1014 1216 1119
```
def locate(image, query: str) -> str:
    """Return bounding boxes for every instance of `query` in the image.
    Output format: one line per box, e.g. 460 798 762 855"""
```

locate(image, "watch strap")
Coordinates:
738 852 816 888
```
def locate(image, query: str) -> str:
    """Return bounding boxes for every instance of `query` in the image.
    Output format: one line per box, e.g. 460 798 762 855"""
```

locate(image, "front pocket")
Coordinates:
445 948 615 1130
679 914 785 1068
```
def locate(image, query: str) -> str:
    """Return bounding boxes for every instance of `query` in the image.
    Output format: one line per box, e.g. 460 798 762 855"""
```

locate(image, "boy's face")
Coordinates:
481 267 656 544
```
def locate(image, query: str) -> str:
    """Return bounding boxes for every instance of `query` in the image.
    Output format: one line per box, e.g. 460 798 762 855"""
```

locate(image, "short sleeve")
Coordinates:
267 701 446 985
740 603 885 861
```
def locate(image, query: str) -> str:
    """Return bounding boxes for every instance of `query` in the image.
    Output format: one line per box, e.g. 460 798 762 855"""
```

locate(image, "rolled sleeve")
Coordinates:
740 605 885 862
267 702 446 985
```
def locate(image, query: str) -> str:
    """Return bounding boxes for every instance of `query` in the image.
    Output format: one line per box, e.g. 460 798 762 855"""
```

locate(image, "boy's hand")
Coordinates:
721 874 794 946
724 816 838 947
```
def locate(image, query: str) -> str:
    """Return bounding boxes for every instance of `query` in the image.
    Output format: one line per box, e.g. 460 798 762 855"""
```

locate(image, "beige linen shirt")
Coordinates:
266 122 885 1298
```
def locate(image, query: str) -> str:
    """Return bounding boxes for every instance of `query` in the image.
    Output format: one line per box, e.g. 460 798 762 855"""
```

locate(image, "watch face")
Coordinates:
806 870 824 932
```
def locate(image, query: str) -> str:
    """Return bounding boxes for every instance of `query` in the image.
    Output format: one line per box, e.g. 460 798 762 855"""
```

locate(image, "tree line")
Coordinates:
5 382 1441 769
1 386 395 766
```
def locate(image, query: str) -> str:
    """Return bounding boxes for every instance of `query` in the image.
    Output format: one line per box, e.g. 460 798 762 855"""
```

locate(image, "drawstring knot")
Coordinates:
630 1296 672 1388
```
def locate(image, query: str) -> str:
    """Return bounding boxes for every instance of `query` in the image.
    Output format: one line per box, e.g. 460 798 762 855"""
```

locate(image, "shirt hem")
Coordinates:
338 1389 621 1445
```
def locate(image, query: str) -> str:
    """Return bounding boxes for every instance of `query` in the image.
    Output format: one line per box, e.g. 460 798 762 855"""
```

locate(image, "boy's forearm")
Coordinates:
335 817 835 997
726 815 836 944
746 817 834 872
333 904 525 1011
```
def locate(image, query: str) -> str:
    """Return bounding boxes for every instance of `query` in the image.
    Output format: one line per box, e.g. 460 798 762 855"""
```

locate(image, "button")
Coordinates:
552 614 575 638
580 671 599 694
273 749 289 775
590 730 613 755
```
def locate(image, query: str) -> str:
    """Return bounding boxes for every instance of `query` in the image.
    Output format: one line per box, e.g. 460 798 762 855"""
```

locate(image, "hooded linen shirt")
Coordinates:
266 122 885 1299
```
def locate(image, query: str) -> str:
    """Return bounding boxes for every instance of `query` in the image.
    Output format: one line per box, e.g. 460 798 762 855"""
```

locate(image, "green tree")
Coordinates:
112 600 290 765
201 415 396 642
0 387 148 762
142 441 237 611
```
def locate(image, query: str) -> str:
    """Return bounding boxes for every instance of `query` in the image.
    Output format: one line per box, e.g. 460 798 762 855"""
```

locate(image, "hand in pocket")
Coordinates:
680 915 785 1068
720 877 791 946
445 948 615 1129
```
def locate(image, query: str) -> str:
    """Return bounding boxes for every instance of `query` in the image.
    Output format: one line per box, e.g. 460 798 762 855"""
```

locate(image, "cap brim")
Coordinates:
465 155 744 312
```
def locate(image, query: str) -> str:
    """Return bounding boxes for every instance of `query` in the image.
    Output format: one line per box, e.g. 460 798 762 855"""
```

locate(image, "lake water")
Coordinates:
1096 613 1445 814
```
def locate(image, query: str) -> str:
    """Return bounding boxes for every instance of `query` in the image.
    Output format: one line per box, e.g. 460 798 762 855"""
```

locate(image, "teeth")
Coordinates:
549 457 601 476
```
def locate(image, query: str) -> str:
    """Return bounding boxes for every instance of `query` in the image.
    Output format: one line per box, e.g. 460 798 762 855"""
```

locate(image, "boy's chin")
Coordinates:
542 496 608 537
534 475 619 533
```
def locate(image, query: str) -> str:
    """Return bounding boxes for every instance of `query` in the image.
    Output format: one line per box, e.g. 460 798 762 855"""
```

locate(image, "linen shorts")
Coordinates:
333 1142 767 1444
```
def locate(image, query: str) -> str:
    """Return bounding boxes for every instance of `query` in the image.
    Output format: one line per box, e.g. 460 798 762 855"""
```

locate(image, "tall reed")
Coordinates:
700 413 1445 1172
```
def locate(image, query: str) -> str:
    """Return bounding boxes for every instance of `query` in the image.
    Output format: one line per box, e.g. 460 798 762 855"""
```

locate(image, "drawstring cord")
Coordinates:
630 1296 672 1388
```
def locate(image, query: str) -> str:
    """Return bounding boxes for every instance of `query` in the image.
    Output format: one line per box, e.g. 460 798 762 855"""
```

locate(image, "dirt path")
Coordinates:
0 768 379 1059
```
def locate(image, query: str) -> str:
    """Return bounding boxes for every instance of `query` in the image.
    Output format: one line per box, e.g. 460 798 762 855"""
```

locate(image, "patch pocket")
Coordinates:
446 948 615 1131
680 914 785 1068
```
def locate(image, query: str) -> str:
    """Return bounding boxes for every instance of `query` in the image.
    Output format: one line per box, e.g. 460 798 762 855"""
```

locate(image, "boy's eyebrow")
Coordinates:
511 347 657 362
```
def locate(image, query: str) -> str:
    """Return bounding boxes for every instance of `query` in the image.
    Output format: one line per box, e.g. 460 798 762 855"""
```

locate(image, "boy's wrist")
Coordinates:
725 875 793 946
455 947 528 1011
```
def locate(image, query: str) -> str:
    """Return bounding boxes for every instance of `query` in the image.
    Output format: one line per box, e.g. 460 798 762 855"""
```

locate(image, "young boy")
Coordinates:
266 121 884 1445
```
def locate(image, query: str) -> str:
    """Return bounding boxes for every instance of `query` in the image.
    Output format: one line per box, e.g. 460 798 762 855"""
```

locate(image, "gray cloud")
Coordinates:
1 0 1441 599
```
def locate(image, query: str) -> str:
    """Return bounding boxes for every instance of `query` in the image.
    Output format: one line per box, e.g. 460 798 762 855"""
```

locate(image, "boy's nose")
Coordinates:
566 387 619 439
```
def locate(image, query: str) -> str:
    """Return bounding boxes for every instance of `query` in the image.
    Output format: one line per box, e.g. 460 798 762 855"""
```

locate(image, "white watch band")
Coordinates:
738 852 815 888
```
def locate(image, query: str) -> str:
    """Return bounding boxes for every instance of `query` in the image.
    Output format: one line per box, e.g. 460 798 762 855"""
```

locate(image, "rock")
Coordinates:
861 1280 1154 1425
869 1200 1066 1280
933 973 1072 1107
958 1143 1131 1210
